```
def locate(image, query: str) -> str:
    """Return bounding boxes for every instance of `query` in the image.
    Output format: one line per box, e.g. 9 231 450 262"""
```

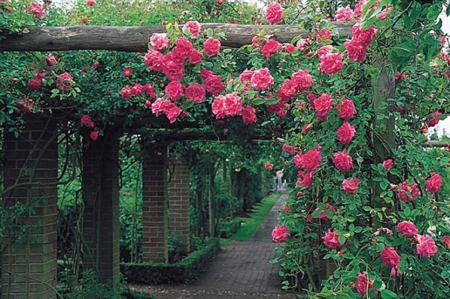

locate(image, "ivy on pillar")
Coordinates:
1 118 58 299
141 143 168 263
168 157 191 253
82 129 120 284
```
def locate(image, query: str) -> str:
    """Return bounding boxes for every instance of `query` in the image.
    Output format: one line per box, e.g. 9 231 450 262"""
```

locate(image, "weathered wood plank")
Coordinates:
0 22 354 52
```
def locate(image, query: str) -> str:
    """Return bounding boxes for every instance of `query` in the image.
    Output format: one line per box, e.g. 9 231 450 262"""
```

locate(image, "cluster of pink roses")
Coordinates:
80 115 99 141
141 22 227 123
395 172 442 202
120 82 156 100
27 54 74 92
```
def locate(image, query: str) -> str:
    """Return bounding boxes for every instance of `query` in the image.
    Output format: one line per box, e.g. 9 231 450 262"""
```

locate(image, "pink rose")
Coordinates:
143 83 156 97
80 115 94 127
261 38 282 59
165 104 182 123
271 225 290 243
415 235 438 258
174 37 194 58
397 181 419 202
279 80 298 98
397 221 418 237
323 229 343 249
239 69 254 83
294 146 322 172
313 93 333 121
188 50 203 65
242 105 257 124
165 80 183 100
333 149 353 172
163 59 185 81
56 72 73 91
90 131 99 141
317 45 333 59
442 236 450 249
265 2 283 25
224 93 243 117
285 44 295 53
336 98 356 120
150 33 170 51
291 70 313 92
316 28 332 43
317 203 336 221
356 272 374 296
297 171 314 189
426 172 442 194
335 7 354 21
337 122 356 144
382 159 393 170
344 39 368 62
203 37 221 56
185 83 206 104
380 247 400 268
144 50 166 72
204 74 225 95
183 21 201 37
251 68 274 90
122 68 133 77
320 52 343 75
352 23 377 47
86 0 95 6
26 2 46 19
342 177 359 194
282 204 290 211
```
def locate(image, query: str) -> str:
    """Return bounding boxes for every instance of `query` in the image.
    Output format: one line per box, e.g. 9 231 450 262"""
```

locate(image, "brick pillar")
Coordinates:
82 130 120 284
1 119 58 299
142 146 168 263
168 157 190 252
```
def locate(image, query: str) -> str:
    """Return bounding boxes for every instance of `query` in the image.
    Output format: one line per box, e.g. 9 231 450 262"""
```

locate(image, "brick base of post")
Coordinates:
1 118 58 299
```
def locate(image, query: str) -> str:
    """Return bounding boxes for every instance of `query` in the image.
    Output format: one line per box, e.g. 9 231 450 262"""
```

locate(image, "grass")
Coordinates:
220 192 281 247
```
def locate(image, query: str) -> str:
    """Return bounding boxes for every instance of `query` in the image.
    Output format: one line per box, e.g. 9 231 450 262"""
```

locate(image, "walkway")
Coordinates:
131 192 298 298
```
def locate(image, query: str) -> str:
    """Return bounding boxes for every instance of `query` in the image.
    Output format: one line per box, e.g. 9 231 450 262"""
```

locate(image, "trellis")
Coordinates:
0 21 398 299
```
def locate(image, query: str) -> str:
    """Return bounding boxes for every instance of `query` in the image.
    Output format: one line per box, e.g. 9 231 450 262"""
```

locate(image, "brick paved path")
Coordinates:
131 192 298 298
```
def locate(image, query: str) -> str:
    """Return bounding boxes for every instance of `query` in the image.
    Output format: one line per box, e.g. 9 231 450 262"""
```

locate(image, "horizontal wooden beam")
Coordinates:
0 22 354 52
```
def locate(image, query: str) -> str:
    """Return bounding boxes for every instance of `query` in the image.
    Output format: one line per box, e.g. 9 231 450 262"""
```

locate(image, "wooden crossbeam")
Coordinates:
0 22 354 52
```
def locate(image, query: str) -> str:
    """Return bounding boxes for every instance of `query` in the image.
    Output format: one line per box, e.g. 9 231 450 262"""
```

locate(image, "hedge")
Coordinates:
120 238 220 284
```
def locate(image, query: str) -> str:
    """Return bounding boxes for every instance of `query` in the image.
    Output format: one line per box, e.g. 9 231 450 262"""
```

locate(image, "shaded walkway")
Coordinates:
131 192 297 298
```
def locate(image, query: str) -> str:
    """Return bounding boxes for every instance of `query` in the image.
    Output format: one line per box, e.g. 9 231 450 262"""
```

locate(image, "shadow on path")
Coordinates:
130 192 298 298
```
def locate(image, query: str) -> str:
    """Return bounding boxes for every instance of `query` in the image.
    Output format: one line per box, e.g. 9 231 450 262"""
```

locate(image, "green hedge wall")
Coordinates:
120 238 220 285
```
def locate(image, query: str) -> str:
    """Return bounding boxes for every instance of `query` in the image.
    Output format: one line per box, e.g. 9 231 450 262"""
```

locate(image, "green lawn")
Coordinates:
220 192 280 247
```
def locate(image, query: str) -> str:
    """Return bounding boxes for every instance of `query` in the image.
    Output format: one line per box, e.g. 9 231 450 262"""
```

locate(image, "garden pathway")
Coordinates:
130 192 298 299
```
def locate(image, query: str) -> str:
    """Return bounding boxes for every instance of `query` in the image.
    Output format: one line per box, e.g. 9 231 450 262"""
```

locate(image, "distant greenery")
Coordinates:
220 192 280 247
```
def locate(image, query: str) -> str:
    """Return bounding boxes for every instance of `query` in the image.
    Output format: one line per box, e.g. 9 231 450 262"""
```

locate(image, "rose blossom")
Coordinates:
285 44 295 53
316 29 332 43
344 39 368 62
356 272 374 296
323 229 343 249
335 7 354 21
56 72 73 91
261 38 282 59
203 37 221 56
81 115 95 128
317 203 336 221
297 170 314 189
333 149 353 172
26 2 46 19
86 0 95 6
380 247 400 268
265 2 283 25
282 204 290 211
279 80 298 98
442 236 450 249
183 21 201 37
382 159 393 170
317 45 333 59
294 146 322 172
185 83 206 104
337 122 356 144
251 68 274 90
242 106 257 124
342 177 359 194
336 98 356 120
397 221 418 237
397 181 419 202
313 93 333 121
90 131 99 141
189 50 203 65
271 225 290 243
291 70 313 92
320 52 343 75
415 235 438 258
122 68 133 77
144 50 166 72
150 33 170 51
165 80 183 100
426 172 442 194
204 74 225 95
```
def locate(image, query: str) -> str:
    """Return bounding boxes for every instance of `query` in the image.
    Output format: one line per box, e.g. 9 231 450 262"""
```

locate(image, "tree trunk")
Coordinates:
0 22 353 52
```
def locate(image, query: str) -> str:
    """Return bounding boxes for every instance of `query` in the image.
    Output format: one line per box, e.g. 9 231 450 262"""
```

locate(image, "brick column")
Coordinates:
2 118 58 299
142 146 168 263
168 157 190 252
82 130 120 284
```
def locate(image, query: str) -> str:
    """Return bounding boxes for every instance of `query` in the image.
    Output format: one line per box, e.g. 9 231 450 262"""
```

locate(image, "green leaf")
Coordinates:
389 41 416 64
427 4 442 21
